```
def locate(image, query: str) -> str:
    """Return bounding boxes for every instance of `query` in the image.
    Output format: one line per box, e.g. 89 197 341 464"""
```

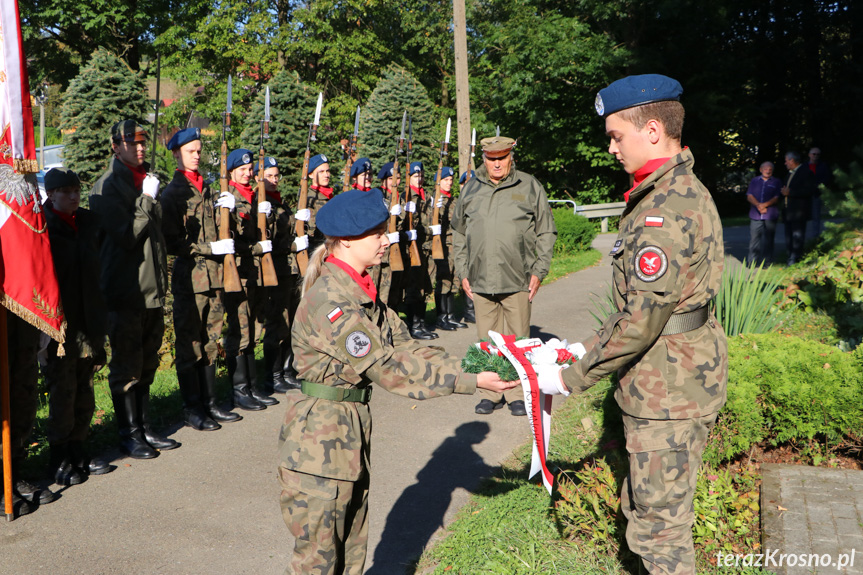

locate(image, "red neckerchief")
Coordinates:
625 157 671 203
809 162 817 175
352 183 371 192
180 169 203 193
229 180 255 204
312 184 334 199
48 202 78 232
410 184 426 201
440 189 451 198
123 162 147 191
265 189 281 204
326 255 378 302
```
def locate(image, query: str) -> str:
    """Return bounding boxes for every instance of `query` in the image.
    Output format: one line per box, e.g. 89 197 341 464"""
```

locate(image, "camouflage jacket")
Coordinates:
90 158 168 310
451 164 557 294
160 170 223 294
562 148 728 420
290 186 331 275
266 193 293 278
227 185 272 286
279 261 477 481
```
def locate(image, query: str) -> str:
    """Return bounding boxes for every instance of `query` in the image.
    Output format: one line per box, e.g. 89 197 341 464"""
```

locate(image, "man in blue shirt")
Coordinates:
746 161 782 264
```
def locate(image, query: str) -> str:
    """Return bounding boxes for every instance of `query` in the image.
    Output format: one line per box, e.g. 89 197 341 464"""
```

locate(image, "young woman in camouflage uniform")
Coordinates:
277 188 515 575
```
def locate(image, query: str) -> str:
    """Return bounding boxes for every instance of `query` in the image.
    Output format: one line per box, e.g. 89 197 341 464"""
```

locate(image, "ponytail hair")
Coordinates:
301 237 340 297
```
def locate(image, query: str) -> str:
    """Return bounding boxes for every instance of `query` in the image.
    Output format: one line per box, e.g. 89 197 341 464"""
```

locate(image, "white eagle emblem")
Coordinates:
0 165 41 213
635 246 668 282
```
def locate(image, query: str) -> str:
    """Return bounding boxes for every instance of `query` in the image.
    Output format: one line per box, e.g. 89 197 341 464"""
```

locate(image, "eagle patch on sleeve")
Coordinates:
345 330 373 358
634 246 668 282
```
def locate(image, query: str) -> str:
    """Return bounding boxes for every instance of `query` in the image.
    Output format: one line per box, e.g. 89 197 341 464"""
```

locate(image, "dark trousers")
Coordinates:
106 308 165 395
747 219 777 265
42 340 96 445
1 314 39 460
784 220 807 265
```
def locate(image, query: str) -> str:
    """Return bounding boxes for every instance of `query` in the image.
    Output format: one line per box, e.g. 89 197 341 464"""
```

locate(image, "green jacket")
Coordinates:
90 158 168 310
451 164 557 294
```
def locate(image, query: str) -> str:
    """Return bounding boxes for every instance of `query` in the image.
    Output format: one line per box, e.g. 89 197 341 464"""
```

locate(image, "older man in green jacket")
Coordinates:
451 136 557 416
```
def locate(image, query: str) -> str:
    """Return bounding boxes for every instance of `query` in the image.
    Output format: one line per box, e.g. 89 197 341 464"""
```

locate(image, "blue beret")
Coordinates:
595 74 682 118
227 148 254 172
459 170 475 185
377 162 395 181
253 156 278 175
434 166 454 182
409 161 423 175
167 128 201 151
309 154 329 174
44 167 80 191
316 188 389 237
350 157 372 177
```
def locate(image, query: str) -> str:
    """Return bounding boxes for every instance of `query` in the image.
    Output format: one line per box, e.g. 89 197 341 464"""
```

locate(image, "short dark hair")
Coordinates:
785 151 801 164
616 101 685 141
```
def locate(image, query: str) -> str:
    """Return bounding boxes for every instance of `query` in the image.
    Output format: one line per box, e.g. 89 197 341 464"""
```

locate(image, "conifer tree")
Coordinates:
60 48 149 186
361 64 438 183
241 71 340 200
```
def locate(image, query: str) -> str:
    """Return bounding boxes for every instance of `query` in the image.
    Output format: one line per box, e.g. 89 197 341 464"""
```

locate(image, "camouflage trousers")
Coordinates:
173 289 224 372
0 313 39 460
106 308 164 395
279 466 370 575
371 263 402 308
621 413 718 575
223 283 266 357
430 254 455 296
41 339 96 445
261 278 297 348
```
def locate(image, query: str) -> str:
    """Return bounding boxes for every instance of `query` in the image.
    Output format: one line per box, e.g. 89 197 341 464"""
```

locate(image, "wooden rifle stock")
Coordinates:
220 136 242 293
404 166 421 267
387 157 404 272
257 150 278 286
295 147 311 275
431 145 446 260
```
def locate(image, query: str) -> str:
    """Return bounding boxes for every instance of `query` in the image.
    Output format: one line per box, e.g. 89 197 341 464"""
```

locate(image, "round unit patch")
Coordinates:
345 330 373 358
634 246 668 282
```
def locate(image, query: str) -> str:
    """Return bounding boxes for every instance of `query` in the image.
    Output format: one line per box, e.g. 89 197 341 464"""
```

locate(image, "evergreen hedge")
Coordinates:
552 208 597 256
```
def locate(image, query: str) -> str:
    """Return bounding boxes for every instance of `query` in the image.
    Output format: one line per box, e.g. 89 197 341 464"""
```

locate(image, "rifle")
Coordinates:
466 127 476 182
220 75 242 293
342 105 360 191
404 116 422 267
431 118 450 260
387 112 407 272
256 86 278 287
295 92 323 276
149 53 161 173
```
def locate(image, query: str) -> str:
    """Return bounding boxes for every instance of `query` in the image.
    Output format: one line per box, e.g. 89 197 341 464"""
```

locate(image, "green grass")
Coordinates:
544 249 603 284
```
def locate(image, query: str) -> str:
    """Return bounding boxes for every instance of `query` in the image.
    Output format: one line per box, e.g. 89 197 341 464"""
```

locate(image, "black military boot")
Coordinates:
177 368 220 431
111 392 158 459
264 344 291 394
434 293 457 331
281 345 302 391
199 363 242 423
446 294 468 329
49 443 84 486
462 296 476 324
417 305 439 339
408 304 435 340
248 352 278 406
228 354 266 411
13 458 55 504
137 384 180 450
0 488 32 517
69 441 112 476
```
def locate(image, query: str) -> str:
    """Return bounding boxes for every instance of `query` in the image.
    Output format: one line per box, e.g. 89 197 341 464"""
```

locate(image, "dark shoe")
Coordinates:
49 444 84 486
177 367 220 431
463 296 476 324
474 398 505 415
0 491 32 517
251 386 279 406
199 363 242 423
69 442 112 476
138 385 180 450
15 478 55 505
229 354 266 411
509 400 527 416
434 294 457 331
409 305 436 340
445 294 468 328
280 350 302 391
247 352 278 406
263 344 289 394
112 391 158 460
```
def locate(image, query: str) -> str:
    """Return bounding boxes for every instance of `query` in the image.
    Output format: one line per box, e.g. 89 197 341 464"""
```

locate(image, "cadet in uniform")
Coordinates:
42 167 112 485
541 75 727 575
373 161 403 308
430 166 467 331
222 148 278 410
451 137 557 416
90 120 179 458
277 188 516 575
349 157 373 191
402 161 437 340
161 128 242 430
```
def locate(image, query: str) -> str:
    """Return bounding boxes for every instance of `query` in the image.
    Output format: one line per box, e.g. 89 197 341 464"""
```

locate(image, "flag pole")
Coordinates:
1 307 13 520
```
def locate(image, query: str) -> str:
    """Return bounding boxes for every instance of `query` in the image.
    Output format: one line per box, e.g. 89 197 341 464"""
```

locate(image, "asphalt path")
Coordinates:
1 227 755 574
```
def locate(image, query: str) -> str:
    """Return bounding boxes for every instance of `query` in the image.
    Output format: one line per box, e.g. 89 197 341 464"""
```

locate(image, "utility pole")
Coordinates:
453 0 471 182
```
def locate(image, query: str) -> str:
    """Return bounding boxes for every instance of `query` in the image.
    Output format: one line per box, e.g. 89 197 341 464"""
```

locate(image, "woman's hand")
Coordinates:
477 371 520 393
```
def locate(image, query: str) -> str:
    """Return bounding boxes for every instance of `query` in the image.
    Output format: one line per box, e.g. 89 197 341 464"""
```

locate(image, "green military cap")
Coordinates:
480 136 515 153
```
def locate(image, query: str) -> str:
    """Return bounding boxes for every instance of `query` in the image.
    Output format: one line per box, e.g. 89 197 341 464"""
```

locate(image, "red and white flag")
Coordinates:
0 1 65 343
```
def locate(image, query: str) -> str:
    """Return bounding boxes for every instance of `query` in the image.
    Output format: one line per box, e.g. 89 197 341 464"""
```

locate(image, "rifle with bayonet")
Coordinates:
466 127 476 183
388 112 407 272
342 105 360 191
220 75 242 292
256 86 278 287
404 116 422 267
431 118 450 260
295 92 323 276
149 53 161 175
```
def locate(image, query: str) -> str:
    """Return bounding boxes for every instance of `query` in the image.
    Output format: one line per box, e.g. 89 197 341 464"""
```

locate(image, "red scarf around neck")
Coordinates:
352 183 371 192
229 180 255 204
48 202 77 232
624 157 670 203
440 189 451 198
410 184 426 201
124 162 147 191
180 169 203 193
326 255 378 302
312 184 334 200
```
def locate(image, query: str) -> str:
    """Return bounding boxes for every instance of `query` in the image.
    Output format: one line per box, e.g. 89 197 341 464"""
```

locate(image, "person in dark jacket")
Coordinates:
42 167 113 485
89 119 179 459
781 151 817 265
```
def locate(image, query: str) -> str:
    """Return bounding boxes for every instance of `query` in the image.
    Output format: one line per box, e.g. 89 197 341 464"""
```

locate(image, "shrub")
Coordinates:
712 261 794 336
552 208 597 256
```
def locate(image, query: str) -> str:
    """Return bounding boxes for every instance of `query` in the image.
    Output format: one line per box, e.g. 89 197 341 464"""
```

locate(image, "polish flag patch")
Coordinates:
645 216 664 227
327 307 344 323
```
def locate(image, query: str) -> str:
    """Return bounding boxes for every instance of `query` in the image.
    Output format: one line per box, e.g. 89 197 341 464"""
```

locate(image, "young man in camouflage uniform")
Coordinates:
402 161 438 340
541 75 727 575
161 128 242 430
90 120 179 459
373 161 403 308
430 166 467 331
